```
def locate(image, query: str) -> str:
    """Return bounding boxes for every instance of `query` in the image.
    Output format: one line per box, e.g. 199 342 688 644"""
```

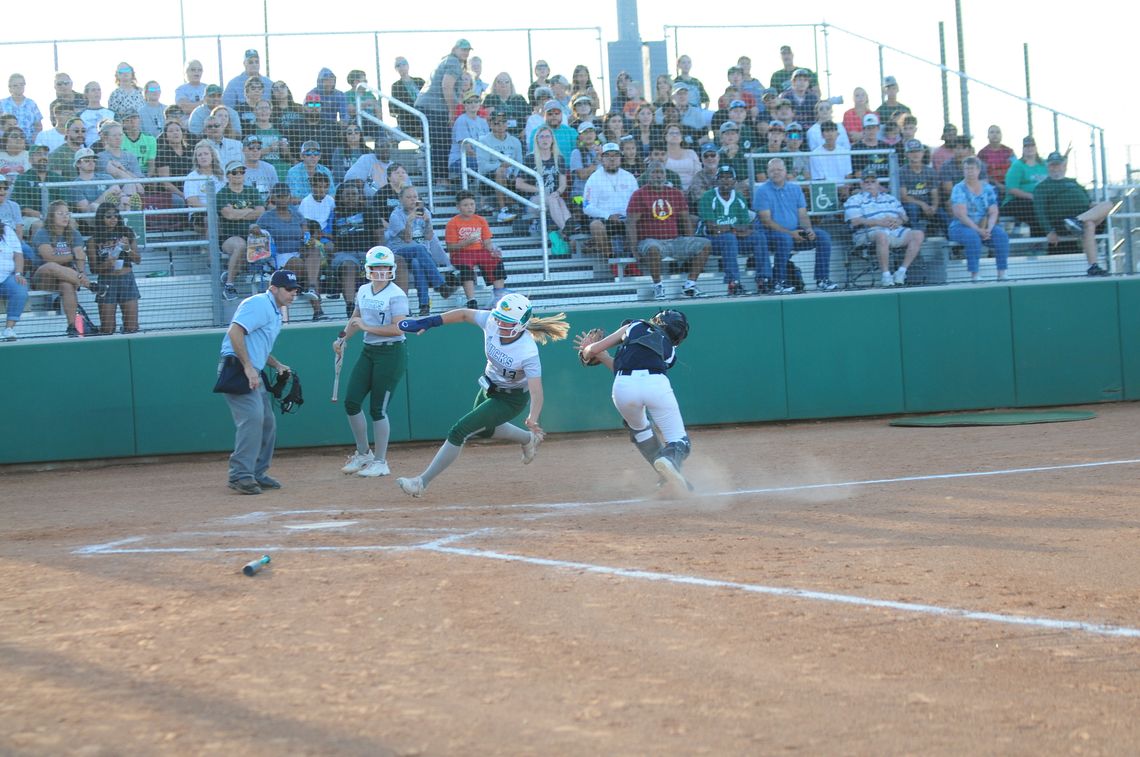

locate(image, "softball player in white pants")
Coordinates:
580 309 692 491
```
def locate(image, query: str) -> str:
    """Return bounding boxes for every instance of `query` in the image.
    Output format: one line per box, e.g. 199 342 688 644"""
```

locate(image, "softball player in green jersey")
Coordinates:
335 246 409 478
393 293 569 497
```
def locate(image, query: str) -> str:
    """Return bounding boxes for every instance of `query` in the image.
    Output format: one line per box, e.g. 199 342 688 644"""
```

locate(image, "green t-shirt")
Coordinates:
1033 177 1089 233
698 187 751 227
123 133 158 174
216 185 264 240
10 170 66 216
1003 158 1047 204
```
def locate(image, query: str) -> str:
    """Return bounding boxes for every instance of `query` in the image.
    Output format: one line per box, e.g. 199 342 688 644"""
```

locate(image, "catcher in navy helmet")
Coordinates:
577 309 693 493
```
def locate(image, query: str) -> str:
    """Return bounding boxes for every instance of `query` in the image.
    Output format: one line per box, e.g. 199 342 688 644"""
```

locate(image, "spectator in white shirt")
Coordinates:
582 142 638 258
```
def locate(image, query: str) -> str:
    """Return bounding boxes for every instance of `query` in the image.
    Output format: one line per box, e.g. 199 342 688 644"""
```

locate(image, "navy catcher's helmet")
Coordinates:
651 309 689 346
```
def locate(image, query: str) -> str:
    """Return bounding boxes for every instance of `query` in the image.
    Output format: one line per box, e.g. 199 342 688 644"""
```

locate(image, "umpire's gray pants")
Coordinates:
224 386 276 483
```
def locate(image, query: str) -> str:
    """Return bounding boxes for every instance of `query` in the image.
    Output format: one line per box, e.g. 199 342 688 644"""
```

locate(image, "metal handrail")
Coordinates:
459 138 549 279
40 174 226 323
355 85 434 213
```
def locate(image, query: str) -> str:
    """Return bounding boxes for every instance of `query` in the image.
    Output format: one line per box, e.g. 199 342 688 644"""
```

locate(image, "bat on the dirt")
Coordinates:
243 555 270 576
331 349 343 402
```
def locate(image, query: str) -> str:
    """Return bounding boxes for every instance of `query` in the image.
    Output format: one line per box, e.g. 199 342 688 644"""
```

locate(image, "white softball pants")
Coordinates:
611 371 686 443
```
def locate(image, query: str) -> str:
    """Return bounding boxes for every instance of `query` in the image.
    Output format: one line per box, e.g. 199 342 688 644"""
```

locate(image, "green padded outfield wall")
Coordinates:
0 278 1130 465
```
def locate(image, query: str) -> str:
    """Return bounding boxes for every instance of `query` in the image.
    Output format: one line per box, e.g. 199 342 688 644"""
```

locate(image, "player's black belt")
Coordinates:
617 369 664 376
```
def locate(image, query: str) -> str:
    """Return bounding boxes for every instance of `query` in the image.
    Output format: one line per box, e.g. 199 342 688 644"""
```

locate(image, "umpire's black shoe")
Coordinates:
228 479 262 495
255 475 283 490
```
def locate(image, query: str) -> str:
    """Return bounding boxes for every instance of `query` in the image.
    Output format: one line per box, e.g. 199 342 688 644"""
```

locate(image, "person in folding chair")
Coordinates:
843 170 925 287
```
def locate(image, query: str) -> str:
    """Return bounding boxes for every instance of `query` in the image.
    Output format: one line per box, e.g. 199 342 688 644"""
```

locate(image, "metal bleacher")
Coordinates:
10 146 741 340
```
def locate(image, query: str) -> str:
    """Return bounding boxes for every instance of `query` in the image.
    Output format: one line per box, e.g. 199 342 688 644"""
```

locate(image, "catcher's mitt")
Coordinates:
573 328 606 366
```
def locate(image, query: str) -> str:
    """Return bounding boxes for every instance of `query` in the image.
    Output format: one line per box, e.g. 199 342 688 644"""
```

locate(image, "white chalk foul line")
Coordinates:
422 543 1140 640
72 529 495 556
723 458 1140 498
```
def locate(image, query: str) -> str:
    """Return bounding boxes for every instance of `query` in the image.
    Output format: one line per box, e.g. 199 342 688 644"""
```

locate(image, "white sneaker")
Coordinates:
893 268 907 286
653 282 667 301
521 432 540 464
1 327 15 341
356 459 390 477
496 207 517 223
341 450 374 474
397 476 424 498
880 272 895 287
652 456 690 493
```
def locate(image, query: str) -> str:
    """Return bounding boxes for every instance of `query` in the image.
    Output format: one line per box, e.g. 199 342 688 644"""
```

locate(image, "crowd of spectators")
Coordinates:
0 40 1112 339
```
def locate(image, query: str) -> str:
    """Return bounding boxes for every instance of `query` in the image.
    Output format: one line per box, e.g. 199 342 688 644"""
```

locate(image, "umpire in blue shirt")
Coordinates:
217 269 299 494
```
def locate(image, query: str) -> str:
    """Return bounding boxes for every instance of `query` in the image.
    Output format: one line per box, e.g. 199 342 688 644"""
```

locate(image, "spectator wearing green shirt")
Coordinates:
218 160 267 298
1034 151 1113 275
12 145 64 227
1002 136 1048 234
120 110 156 175
698 165 769 295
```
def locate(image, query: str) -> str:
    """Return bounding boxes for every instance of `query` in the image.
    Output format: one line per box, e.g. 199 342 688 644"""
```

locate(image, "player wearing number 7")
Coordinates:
334 246 410 478
393 293 569 498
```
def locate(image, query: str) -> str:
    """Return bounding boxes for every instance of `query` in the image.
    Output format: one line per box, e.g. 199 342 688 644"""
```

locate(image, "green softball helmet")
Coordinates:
491 292 533 338
364 245 396 282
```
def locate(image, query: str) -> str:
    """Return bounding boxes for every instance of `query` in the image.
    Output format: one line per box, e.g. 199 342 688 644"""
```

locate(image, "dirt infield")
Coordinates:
2 402 1139 756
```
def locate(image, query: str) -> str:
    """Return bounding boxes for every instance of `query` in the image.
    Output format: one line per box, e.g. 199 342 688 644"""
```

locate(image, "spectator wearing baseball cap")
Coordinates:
852 112 889 179
809 120 855 202
897 138 944 235
240 133 278 202
716 120 751 193
875 75 911 129
658 81 707 142
532 98 576 158
686 141 722 211
697 163 767 295
11 141 66 216
286 140 334 202
1033 150 1113 275
781 68 820 127
770 46 819 97
581 139 638 259
449 90 490 180
806 99 851 151
844 167 926 287
764 119 786 162
188 84 242 139
784 122 811 181
568 121 601 208
568 92 595 131
288 92 341 165
674 54 711 109
415 39 473 184
119 108 157 174
223 49 273 109
476 107 524 221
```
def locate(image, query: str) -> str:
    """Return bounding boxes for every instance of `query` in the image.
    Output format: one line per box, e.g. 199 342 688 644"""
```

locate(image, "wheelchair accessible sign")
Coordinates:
811 183 838 213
